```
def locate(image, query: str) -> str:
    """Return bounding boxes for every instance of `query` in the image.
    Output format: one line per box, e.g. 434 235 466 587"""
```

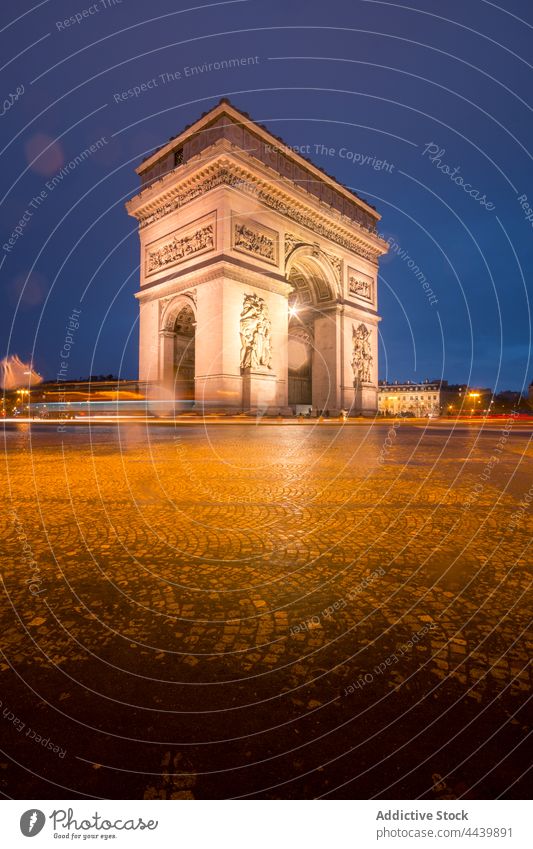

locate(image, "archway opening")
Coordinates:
173 304 195 401
287 253 337 412
288 320 312 406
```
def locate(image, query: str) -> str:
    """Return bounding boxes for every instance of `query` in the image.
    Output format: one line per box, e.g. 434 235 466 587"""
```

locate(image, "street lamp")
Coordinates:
469 392 480 415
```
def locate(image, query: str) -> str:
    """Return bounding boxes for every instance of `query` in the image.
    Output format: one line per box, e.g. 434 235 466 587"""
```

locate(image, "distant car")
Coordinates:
37 410 75 420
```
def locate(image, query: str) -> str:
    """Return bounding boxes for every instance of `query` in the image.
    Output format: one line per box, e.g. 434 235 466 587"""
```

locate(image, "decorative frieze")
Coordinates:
136 166 381 263
284 232 302 259
348 268 374 302
325 251 342 279
145 214 215 276
232 216 279 265
288 324 313 347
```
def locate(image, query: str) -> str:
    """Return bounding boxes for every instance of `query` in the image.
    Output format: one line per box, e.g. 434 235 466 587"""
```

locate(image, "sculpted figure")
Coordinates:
240 294 272 369
352 323 373 383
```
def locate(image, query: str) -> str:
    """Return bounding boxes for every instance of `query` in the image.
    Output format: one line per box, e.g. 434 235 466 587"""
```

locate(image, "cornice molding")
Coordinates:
135 259 293 303
127 154 387 264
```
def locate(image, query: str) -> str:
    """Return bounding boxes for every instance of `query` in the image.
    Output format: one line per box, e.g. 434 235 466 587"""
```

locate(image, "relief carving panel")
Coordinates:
232 216 279 265
348 268 374 302
146 214 215 276
240 294 272 370
137 167 379 263
352 323 373 383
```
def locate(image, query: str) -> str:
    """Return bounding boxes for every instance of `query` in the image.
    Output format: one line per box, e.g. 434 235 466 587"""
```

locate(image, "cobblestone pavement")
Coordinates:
1 421 531 799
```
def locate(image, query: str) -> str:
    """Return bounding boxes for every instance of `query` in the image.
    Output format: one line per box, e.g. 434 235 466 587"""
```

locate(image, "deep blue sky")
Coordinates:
1 0 532 391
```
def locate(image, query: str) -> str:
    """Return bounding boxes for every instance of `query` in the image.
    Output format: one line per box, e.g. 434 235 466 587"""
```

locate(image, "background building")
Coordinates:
378 380 443 416
378 380 495 416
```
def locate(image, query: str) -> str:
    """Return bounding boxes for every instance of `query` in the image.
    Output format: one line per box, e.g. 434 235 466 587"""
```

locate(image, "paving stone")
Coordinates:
1 423 531 799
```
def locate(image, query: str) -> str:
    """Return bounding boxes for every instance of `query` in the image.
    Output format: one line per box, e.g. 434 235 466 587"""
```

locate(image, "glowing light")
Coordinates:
289 306 298 317
0 355 42 390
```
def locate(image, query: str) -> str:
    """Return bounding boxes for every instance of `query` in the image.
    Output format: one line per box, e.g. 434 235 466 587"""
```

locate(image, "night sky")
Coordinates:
1 0 532 391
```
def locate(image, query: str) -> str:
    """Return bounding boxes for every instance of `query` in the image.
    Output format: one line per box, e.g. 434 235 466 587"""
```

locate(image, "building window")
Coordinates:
174 147 184 167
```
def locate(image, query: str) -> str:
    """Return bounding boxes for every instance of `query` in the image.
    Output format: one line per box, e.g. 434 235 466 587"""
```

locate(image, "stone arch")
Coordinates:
159 294 197 404
285 245 341 305
287 324 314 407
285 246 340 412
160 292 197 333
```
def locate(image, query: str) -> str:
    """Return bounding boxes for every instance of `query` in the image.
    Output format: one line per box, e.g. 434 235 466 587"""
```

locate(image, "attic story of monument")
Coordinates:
126 99 389 414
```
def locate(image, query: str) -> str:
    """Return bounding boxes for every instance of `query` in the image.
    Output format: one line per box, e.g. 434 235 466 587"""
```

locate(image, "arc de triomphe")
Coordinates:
127 99 388 414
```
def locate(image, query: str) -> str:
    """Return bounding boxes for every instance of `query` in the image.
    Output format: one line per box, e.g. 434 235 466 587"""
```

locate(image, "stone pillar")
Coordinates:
341 310 379 416
353 379 378 416
242 367 278 413
194 278 242 412
159 330 175 387
194 278 290 413
138 299 159 383
312 310 340 414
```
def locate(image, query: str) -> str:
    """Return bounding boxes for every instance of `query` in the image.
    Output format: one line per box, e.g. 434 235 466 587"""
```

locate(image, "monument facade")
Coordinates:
127 99 388 414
